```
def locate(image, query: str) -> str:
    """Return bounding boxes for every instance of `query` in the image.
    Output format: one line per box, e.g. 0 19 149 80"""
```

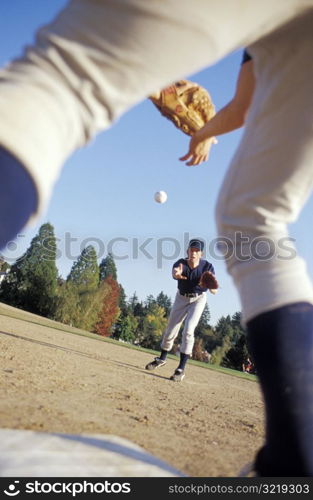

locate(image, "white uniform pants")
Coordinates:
216 11 313 323
0 0 312 323
161 292 207 356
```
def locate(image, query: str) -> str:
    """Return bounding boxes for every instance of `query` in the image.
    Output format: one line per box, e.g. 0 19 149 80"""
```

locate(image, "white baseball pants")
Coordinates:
161 292 207 356
215 10 313 323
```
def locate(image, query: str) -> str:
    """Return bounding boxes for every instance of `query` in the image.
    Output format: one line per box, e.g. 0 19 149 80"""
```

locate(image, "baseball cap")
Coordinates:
188 238 204 251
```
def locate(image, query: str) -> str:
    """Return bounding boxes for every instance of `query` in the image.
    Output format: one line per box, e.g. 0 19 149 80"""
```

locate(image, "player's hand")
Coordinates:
172 263 187 280
180 134 217 166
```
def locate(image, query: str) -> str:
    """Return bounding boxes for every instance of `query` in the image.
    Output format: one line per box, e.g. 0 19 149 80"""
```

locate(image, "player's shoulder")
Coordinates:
201 259 215 271
200 258 212 266
173 257 186 267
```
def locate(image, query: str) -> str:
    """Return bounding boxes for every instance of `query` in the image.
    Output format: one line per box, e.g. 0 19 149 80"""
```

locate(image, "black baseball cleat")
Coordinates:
170 368 185 382
145 357 167 371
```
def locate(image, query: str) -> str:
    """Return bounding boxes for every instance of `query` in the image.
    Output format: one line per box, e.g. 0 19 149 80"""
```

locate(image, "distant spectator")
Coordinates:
242 358 253 373
203 350 211 363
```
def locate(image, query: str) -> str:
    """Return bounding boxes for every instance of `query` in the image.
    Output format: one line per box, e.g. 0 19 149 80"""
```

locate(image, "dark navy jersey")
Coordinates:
173 258 215 294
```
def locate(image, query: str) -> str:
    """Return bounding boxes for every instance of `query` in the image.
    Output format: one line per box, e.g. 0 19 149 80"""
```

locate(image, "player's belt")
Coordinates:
180 292 202 298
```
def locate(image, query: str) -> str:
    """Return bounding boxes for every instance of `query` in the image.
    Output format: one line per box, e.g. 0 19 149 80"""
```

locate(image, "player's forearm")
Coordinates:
196 59 255 142
196 101 246 141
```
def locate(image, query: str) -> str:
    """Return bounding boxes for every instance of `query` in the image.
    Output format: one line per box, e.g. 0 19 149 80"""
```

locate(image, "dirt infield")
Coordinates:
0 309 265 477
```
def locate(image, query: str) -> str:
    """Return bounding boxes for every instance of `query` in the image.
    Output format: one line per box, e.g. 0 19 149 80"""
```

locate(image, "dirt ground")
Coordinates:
0 311 265 477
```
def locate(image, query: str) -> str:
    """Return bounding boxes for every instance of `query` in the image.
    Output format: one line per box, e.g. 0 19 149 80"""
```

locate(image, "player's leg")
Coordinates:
216 11 313 475
170 293 207 381
248 303 313 476
180 293 207 356
160 292 189 352
145 292 187 370
0 0 310 247
0 148 37 250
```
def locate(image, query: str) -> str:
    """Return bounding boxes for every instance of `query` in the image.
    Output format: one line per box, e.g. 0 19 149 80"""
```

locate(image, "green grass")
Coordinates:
0 301 257 382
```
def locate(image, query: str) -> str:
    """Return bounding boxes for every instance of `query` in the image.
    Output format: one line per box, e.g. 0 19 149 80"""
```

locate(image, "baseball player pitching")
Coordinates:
145 238 218 381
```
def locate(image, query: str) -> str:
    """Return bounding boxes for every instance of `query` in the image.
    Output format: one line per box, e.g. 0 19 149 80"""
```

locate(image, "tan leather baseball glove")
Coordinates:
149 80 215 136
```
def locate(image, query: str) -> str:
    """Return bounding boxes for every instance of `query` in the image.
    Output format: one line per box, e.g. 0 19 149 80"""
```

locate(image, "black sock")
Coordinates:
159 350 168 361
247 302 313 476
178 352 189 371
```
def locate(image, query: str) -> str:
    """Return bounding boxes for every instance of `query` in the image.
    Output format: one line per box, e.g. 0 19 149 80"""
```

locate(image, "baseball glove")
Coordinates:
199 271 219 290
149 80 215 136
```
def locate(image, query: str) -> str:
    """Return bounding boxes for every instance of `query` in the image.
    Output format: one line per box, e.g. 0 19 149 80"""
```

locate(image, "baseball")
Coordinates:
154 190 167 204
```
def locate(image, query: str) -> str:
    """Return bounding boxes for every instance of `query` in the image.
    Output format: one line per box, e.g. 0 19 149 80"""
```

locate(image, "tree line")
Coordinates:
0 222 253 372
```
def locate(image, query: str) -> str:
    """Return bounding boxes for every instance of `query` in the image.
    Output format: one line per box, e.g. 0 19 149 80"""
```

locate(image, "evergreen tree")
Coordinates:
230 311 245 343
220 311 252 371
0 222 58 317
0 262 21 308
210 315 235 365
231 311 242 328
145 294 156 310
128 292 144 317
214 315 233 344
193 303 215 357
118 284 128 316
67 245 99 291
156 291 172 317
209 312 251 370
133 301 145 317
128 292 139 312
210 336 232 365
113 314 138 343
221 332 250 371
201 327 220 353
195 303 211 337
99 252 117 281
199 303 211 327
53 245 101 330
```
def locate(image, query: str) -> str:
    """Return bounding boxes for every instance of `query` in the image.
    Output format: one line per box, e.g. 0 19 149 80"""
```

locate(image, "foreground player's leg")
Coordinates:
247 303 313 476
0 147 37 250
216 11 313 476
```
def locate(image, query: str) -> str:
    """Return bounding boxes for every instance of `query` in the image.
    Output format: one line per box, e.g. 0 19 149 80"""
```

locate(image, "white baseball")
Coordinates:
154 190 167 204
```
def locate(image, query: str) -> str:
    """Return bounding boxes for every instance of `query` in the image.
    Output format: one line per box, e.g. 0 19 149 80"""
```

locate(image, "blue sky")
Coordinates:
1 1 312 326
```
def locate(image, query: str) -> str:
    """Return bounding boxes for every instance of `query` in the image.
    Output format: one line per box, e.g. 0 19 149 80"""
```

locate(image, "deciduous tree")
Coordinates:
95 275 120 336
